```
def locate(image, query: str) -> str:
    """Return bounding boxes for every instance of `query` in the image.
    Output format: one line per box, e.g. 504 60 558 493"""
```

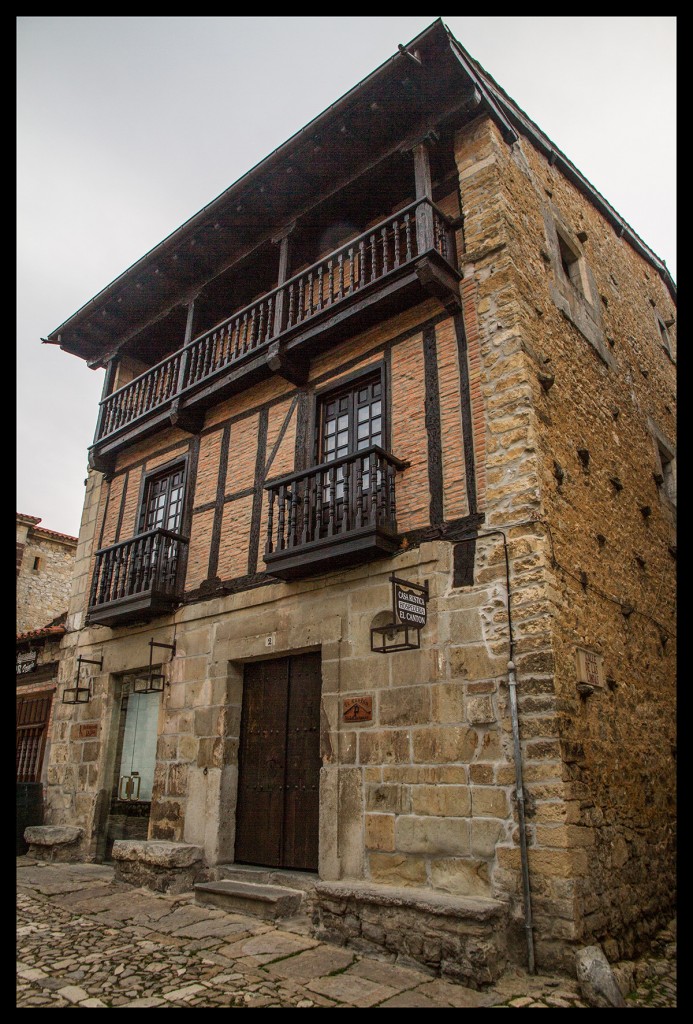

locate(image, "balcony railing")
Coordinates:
263 446 408 580
88 528 188 626
94 199 457 447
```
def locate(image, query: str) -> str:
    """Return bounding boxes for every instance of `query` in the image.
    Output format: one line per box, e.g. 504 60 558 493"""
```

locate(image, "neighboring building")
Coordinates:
40 21 675 982
17 619 66 787
16 513 77 800
16 513 78 634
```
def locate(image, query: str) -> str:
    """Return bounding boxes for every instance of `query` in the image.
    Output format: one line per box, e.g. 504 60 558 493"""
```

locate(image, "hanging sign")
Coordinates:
16 650 37 675
394 579 428 628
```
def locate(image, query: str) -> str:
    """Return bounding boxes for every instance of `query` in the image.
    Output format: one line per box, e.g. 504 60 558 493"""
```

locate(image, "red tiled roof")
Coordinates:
16 513 78 543
33 526 78 543
16 624 66 643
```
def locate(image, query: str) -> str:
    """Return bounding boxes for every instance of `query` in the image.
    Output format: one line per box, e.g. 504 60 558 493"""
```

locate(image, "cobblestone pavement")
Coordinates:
16 858 676 1008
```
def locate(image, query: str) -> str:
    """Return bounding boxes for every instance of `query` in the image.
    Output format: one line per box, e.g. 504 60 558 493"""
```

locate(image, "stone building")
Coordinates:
16 514 77 796
39 21 675 983
16 513 78 634
17 620 66 788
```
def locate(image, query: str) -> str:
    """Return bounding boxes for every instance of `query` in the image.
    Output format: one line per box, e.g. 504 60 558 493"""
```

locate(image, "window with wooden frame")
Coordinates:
314 367 386 530
135 459 188 593
16 692 53 783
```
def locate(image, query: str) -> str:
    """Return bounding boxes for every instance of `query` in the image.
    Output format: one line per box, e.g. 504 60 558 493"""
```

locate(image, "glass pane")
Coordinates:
326 420 336 435
337 414 349 430
357 422 369 439
358 406 369 422
372 400 381 416
118 692 159 801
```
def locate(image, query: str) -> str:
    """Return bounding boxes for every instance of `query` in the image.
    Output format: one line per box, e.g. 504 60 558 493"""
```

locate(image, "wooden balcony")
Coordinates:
87 529 188 627
263 446 408 580
90 199 460 469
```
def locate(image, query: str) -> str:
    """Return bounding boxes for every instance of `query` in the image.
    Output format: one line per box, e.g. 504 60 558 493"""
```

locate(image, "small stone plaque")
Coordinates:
78 724 99 738
343 696 373 722
575 647 605 689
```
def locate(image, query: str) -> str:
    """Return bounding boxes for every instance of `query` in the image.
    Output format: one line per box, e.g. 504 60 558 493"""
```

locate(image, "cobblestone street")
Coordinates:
16 859 676 1008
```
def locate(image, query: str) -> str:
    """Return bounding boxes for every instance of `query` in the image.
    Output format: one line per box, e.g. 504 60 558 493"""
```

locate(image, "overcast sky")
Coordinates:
17 16 676 538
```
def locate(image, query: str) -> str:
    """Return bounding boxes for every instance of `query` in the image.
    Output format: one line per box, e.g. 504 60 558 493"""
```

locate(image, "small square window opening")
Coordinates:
557 232 585 297
656 314 674 360
657 444 676 507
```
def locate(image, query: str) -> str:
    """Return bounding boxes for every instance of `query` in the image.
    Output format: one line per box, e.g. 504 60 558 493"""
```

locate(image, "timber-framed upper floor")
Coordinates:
45 20 675 630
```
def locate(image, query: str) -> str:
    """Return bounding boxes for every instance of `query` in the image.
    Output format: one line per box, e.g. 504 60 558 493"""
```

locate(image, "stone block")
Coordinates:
366 783 411 814
430 682 466 723
412 725 478 764
470 819 505 858
411 785 471 817
469 763 495 785
378 686 430 726
365 813 395 851
466 695 496 725
534 824 595 848
358 729 410 765
429 857 491 898
445 610 483 645
471 787 509 818
111 840 206 893
368 852 427 886
449 645 505 681
396 815 470 856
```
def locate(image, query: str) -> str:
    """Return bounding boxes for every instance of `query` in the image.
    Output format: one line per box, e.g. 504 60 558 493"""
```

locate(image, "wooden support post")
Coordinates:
176 297 197 392
273 223 295 337
412 139 435 254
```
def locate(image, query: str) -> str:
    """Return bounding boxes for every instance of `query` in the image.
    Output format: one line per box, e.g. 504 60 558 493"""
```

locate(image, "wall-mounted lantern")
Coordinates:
62 654 104 704
133 637 176 694
371 574 429 653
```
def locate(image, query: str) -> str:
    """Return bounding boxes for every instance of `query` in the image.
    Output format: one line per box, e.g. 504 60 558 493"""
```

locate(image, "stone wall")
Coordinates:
454 114 676 966
16 518 78 633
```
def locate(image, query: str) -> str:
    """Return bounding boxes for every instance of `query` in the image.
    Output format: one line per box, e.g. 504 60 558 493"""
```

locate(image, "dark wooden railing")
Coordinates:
265 446 408 557
88 529 187 611
98 352 182 440
94 199 456 445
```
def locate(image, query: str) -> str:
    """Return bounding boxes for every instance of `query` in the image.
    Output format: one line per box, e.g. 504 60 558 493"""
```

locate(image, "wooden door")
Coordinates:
235 652 321 871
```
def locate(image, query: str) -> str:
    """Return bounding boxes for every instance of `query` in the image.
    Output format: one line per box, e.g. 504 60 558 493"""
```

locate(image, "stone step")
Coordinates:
216 863 318 894
194 879 304 920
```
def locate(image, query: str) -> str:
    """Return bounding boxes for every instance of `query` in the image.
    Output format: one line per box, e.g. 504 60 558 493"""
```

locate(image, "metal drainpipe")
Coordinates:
457 528 536 974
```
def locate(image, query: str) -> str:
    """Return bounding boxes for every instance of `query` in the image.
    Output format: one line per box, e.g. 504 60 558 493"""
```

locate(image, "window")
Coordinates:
138 463 186 535
649 420 676 511
544 210 609 364
656 312 675 361
315 369 385 526
136 461 188 592
656 442 676 507
16 693 53 782
32 556 41 572
556 226 591 302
